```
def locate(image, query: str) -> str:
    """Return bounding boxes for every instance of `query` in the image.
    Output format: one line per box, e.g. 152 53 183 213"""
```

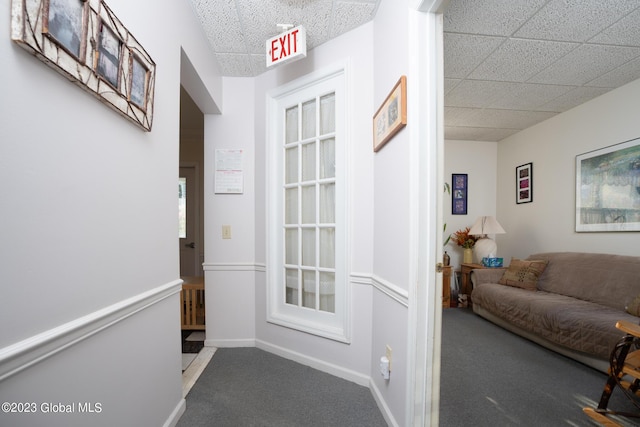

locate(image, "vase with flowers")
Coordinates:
451 227 477 264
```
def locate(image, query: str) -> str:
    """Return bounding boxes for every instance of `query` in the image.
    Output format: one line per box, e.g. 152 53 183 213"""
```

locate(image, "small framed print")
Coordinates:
452 173 468 215
130 55 149 109
44 0 87 59
96 20 122 88
516 163 533 204
373 76 407 152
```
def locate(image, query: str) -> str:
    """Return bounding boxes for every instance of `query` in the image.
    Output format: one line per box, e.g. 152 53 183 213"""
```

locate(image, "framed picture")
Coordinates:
96 21 122 89
373 76 407 152
452 173 468 215
44 0 87 59
11 0 156 131
576 137 640 232
129 55 149 109
516 163 533 204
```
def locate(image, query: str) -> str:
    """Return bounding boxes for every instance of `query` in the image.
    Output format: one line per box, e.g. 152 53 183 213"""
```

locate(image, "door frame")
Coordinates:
406 1 447 425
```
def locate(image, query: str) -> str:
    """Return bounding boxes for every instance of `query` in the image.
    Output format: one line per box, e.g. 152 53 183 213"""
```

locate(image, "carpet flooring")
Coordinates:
440 308 639 426
177 310 640 426
177 347 387 427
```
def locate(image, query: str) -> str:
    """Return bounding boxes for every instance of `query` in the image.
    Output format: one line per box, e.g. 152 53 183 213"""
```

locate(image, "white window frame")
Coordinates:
266 63 350 343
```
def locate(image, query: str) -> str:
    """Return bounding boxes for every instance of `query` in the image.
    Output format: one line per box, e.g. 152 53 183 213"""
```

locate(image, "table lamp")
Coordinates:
469 216 505 263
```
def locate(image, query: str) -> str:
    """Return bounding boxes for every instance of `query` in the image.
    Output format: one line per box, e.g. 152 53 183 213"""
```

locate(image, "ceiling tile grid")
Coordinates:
444 0 640 141
443 0 548 37
513 0 639 42
188 0 640 141
467 38 579 83
190 0 379 78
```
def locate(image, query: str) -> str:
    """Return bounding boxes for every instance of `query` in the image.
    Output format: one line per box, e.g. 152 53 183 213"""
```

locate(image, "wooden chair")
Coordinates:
584 320 640 426
180 277 205 330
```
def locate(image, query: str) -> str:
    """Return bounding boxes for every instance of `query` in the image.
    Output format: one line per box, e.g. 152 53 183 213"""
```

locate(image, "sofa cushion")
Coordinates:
627 294 640 316
529 252 640 312
498 258 548 291
472 282 640 360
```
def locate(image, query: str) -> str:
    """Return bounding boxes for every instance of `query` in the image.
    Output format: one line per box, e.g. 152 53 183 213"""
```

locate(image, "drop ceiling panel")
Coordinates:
445 126 520 142
467 39 578 82
529 44 640 86
443 0 546 37
443 33 504 79
464 109 557 130
191 0 246 53
486 83 577 111
590 8 640 45
331 2 377 36
586 56 640 88
188 0 640 141
237 0 334 53
445 80 522 108
536 86 611 113
513 0 638 42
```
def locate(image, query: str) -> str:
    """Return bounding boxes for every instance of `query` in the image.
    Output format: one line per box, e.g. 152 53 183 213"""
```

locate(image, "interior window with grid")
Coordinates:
284 93 336 313
267 65 348 342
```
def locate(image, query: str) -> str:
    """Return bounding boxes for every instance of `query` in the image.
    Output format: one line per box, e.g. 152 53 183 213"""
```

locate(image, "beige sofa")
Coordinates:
470 252 640 372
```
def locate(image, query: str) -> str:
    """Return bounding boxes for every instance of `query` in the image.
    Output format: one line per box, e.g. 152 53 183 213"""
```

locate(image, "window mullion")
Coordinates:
315 96 321 311
297 102 303 307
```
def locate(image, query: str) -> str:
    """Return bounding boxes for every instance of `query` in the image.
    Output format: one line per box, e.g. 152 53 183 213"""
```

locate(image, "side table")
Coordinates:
460 263 484 307
442 265 452 308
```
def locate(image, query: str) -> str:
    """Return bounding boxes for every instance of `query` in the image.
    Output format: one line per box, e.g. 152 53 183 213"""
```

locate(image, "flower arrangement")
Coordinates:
451 227 476 249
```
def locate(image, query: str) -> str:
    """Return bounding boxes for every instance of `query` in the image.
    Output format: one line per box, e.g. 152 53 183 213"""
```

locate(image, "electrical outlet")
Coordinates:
222 225 232 239
386 345 392 371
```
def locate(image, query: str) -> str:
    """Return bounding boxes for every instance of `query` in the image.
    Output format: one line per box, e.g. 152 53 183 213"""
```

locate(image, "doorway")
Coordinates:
179 86 205 373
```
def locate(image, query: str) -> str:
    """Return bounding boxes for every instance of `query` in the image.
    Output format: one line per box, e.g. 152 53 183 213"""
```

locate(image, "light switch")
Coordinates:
222 225 231 239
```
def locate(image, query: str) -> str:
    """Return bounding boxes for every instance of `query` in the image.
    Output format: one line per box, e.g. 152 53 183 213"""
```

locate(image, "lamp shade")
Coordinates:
469 216 505 236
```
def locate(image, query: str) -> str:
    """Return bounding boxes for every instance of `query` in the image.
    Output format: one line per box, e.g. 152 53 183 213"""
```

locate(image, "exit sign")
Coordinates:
266 26 307 68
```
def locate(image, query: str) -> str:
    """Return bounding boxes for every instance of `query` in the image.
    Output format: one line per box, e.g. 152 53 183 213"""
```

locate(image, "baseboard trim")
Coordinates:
163 398 186 427
0 279 182 382
255 339 370 387
369 379 400 427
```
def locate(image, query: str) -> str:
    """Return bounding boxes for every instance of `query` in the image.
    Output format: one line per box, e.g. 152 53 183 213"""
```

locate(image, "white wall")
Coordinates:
371 1 411 425
444 140 499 269
498 78 640 260
0 1 221 425
203 77 257 346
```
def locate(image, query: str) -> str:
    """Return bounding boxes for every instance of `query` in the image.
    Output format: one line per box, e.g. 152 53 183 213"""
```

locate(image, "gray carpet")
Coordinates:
440 308 639 426
178 310 640 426
177 347 387 427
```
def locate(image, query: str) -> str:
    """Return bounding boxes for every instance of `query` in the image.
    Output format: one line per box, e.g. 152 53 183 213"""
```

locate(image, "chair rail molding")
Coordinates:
351 272 409 308
0 279 182 382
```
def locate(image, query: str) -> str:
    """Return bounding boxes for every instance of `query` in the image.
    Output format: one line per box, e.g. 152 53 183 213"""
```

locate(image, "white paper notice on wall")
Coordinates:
215 149 244 194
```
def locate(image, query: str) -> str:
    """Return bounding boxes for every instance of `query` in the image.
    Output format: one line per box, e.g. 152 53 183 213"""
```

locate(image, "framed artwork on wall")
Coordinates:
576 137 640 232
516 163 533 204
373 76 407 152
452 173 468 215
11 0 156 131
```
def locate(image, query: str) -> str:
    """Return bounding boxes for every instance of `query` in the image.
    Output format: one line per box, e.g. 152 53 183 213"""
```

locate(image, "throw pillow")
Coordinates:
498 258 549 291
627 295 640 317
